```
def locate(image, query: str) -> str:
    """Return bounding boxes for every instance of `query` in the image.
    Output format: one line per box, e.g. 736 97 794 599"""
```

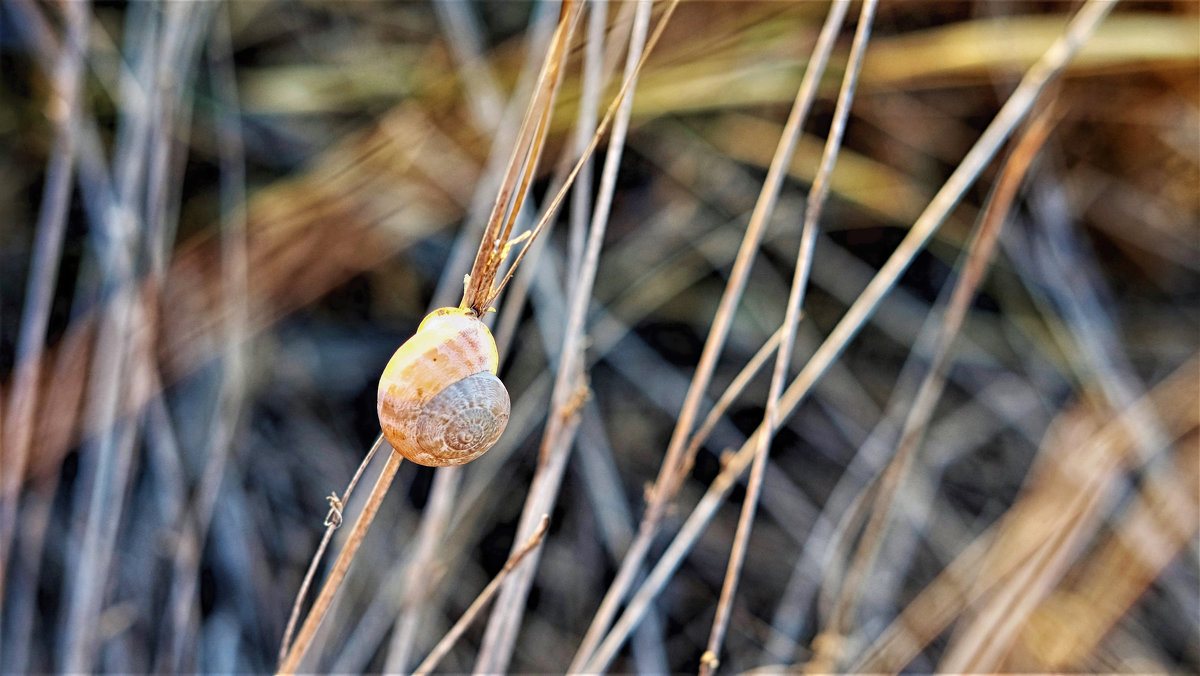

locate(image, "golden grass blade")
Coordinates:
861 14 1199 86
461 1 583 314
851 356 1198 673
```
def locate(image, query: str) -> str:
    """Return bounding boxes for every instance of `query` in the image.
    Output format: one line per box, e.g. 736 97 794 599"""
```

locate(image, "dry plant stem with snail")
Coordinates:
276 304 514 673
476 1 669 669
282 0 685 668
277 1 586 672
379 10 565 668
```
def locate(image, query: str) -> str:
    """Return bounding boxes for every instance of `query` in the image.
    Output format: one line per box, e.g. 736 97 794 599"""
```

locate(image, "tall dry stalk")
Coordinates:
277 3 585 671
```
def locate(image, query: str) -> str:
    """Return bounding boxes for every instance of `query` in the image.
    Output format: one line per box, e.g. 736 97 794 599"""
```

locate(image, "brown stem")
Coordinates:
277 451 403 674
278 436 384 664
461 0 581 315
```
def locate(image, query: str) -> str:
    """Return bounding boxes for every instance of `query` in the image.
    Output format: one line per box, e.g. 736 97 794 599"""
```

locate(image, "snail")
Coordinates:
377 307 510 467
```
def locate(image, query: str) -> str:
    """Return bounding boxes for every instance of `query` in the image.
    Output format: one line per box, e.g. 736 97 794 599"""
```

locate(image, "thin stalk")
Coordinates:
411 515 550 676
701 0 877 672
680 326 785 478
277 451 403 674
430 2 555 311
0 0 88 616
462 0 583 314
489 0 682 304
278 436 384 663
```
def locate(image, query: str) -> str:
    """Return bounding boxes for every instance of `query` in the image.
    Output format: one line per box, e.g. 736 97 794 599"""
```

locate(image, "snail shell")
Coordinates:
377 307 511 467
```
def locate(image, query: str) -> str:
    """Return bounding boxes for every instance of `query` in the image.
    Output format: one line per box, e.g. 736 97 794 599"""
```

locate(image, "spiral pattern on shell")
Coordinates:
377 307 511 466
413 371 510 466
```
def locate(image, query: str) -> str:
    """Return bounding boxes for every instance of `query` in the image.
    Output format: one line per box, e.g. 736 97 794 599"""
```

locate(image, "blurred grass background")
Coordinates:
0 0 1197 673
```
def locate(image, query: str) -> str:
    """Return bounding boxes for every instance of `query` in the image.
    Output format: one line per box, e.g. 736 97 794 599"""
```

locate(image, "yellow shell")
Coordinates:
377 307 510 466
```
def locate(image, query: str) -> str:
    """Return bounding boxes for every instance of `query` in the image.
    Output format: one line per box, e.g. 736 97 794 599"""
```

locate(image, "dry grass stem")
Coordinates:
378 14 562 665
411 514 550 676
570 1 852 666
278 436 383 664
703 0 878 671
477 2 662 670
277 451 403 674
